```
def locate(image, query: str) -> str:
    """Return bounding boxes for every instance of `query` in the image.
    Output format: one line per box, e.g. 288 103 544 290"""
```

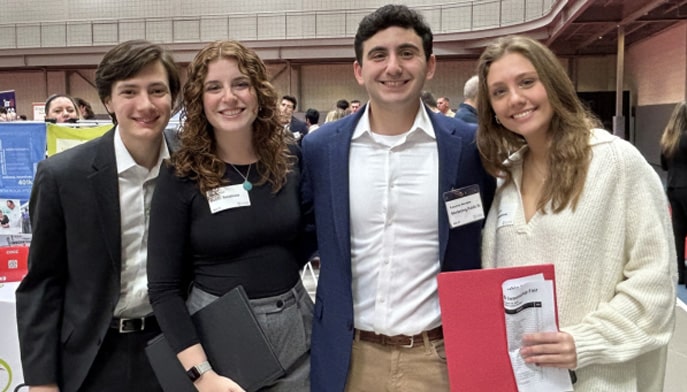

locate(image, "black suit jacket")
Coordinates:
16 130 127 391
289 116 308 136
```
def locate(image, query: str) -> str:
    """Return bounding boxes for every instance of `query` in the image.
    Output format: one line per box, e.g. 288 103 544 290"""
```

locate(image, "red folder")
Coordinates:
437 264 557 392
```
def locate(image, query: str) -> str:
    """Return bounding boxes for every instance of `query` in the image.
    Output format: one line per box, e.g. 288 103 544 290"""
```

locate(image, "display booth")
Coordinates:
0 121 181 391
0 245 27 392
0 121 109 391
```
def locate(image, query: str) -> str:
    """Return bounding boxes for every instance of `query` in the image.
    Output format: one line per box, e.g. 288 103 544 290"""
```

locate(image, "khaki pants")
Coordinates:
345 333 450 392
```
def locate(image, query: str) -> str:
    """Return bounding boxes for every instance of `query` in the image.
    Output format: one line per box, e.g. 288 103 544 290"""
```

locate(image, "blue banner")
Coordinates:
0 122 46 200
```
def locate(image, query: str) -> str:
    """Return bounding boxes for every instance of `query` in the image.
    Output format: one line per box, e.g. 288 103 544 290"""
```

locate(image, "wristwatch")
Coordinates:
186 361 212 382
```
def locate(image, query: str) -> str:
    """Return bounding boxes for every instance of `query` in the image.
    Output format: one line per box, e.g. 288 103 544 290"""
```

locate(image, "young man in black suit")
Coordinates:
15 40 181 392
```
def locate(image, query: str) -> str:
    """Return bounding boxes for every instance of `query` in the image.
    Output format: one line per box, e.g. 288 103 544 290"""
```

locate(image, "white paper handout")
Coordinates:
502 273 573 392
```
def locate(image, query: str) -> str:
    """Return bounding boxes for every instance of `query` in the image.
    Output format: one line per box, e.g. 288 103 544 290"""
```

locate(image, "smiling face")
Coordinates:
103 60 172 145
353 26 435 113
486 52 553 143
203 58 258 136
46 97 79 123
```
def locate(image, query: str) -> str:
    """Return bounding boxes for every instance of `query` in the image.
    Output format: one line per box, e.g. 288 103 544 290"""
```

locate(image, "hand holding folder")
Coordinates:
145 285 284 392
437 264 557 391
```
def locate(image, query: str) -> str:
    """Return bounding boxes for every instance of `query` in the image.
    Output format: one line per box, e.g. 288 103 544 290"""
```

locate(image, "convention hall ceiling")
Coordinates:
546 0 687 55
430 0 687 58
0 0 684 69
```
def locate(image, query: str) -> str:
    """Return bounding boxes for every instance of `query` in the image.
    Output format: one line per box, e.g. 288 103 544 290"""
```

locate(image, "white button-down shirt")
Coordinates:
349 103 441 336
113 127 169 318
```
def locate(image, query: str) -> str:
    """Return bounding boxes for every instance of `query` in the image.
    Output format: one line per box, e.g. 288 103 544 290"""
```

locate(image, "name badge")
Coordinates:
443 184 485 228
206 184 251 214
496 202 516 228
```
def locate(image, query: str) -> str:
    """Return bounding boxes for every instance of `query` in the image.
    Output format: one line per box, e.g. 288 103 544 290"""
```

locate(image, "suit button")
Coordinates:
276 300 284 308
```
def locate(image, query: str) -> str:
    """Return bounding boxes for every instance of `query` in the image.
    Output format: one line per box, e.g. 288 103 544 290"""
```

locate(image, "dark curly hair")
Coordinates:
172 40 292 195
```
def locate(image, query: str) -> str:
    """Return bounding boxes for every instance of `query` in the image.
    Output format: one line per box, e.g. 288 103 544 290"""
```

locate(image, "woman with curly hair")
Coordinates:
147 40 313 392
477 35 675 391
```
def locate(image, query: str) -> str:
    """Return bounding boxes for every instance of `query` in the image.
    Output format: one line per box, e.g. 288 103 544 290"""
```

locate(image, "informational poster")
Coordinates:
32 102 45 121
0 90 16 121
46 123 111 156
0 123 46 201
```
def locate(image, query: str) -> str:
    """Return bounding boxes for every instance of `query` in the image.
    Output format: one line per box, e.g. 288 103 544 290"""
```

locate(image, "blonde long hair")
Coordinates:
476 35 601 213
172 40 292 195
660 101 687 159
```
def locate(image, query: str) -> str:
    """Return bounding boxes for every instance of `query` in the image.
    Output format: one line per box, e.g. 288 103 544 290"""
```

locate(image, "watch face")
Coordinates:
0 358 12 392
186 367 200 381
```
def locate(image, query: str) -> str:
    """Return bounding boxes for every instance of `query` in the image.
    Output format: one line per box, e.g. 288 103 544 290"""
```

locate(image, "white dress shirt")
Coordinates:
349 103 441 336
113 127 169 318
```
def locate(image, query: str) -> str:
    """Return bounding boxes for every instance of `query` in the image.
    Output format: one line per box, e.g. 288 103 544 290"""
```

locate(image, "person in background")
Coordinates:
5 199 22 231
436 96 455 117
0 211 9 228
349 99 362 113
147 40 313 392
455 75 478 124
324 99 351 123
305 108 320 132
75 97 96 119
661 100 687 287
477 35 675 391
301 5 494 391
279 95 308 140
421 90 439 112
44 94 80 123
15 40 180 392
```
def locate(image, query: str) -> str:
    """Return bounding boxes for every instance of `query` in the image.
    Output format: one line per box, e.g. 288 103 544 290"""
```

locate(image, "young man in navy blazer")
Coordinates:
16 40 180 392
301 4 495 391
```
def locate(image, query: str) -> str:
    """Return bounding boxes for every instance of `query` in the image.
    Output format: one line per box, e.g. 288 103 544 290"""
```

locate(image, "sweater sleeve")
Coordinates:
562 140 676 369
147 163 200 353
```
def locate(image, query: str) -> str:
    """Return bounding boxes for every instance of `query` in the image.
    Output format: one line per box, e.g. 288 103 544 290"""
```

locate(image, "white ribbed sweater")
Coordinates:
482 129 677 391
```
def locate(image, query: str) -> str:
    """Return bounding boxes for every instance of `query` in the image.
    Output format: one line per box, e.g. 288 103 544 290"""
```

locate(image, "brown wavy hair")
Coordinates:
172 40 292 195
476 35 601 213
660 101 687 159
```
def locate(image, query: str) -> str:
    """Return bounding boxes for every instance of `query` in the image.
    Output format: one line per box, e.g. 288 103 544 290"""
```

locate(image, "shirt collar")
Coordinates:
352 100 436 141
114 126 170 176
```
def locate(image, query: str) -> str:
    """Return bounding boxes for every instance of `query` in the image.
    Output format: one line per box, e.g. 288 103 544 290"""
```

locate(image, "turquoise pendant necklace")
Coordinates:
229 163 253 191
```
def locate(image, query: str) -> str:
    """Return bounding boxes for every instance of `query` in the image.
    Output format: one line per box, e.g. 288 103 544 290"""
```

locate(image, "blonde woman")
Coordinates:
477 35 675 391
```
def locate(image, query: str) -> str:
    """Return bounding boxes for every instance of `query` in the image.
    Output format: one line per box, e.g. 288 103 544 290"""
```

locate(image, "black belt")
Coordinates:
110 315 158 333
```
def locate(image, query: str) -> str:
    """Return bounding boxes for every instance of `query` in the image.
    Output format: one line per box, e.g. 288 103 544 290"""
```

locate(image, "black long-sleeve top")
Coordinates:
661 133 687 189
147 159 308 353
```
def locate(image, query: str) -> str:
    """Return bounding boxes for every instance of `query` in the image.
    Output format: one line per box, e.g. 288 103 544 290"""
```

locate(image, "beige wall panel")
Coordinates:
0 71 47 118
627 23 687 106
575 56 617 92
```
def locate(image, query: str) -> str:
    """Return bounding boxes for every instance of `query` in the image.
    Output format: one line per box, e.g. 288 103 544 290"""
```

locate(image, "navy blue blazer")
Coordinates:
300 105 495 391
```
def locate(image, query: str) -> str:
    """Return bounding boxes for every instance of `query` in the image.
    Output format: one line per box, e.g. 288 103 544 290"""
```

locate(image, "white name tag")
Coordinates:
206 184 251 214
496 202 516 228
443 184 485 228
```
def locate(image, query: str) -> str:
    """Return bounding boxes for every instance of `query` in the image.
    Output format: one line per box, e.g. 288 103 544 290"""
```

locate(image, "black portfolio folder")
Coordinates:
145 285 285 392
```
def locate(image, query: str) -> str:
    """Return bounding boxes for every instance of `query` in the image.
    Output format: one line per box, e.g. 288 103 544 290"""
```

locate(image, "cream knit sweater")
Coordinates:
482 129 677 391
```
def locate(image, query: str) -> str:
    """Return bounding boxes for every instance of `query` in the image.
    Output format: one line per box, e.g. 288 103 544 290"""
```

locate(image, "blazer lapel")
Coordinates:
329 120 355 264
435 119 463 264
88 130 122 274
